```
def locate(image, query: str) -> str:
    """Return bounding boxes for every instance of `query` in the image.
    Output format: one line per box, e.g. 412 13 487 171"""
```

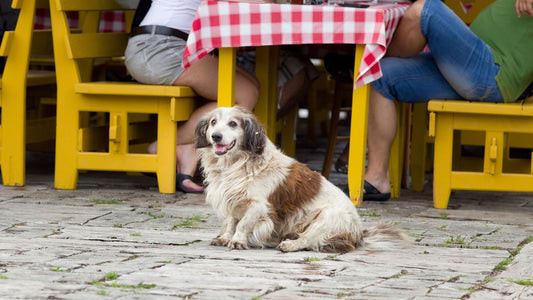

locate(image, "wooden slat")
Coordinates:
56 0 139 11
75 82 196 97
27 70 56 86
66 33 129 59
36 0 49 9
31 30 54 56
428 100 533 116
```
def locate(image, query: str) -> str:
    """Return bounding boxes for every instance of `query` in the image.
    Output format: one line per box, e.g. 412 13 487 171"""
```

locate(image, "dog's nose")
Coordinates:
211 132 223 143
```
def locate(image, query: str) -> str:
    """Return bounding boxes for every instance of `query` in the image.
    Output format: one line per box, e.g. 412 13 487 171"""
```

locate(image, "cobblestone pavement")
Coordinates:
1 143 532 299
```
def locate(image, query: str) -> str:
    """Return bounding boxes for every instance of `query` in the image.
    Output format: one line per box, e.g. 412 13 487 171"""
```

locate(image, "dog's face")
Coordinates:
195 107 266 156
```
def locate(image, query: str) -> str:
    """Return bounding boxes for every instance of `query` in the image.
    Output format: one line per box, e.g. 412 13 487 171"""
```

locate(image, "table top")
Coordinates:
183 0 409 87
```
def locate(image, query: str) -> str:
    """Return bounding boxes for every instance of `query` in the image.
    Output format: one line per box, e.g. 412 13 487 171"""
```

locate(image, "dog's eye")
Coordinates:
228 121 238 128
210 119 217 126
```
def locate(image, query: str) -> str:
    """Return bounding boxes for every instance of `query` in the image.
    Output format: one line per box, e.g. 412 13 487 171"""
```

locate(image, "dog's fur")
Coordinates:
195 107 410 253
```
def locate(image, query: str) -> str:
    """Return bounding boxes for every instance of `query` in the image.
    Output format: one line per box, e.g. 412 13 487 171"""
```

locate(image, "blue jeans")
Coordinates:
372 0 503 103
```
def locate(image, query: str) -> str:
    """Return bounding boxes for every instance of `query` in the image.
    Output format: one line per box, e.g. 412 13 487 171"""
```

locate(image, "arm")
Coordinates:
515 0 533 18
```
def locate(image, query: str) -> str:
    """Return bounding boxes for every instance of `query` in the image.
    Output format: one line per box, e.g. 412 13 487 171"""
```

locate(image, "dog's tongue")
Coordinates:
214 143 230 154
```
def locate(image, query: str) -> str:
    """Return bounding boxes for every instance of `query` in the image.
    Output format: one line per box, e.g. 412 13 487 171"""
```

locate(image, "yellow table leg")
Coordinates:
217 48 237 107
255 46 279 142
348 44 370 206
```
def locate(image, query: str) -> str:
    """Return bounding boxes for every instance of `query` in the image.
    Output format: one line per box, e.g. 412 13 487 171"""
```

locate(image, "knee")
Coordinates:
403 0 424 24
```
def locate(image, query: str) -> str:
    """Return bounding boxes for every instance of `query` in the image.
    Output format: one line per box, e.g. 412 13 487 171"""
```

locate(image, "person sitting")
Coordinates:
362 0 533 200
124 0 317 193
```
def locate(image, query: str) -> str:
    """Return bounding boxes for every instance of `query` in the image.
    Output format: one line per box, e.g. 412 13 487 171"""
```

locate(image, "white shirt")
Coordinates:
140 0 203 33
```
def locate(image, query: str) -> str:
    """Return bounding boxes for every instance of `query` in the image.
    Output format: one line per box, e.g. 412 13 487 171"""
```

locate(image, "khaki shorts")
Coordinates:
124 34 187 86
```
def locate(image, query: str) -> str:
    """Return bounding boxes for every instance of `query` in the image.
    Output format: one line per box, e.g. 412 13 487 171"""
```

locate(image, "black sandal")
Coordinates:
143 173 203 194
176 174 203 194
363 180 390 201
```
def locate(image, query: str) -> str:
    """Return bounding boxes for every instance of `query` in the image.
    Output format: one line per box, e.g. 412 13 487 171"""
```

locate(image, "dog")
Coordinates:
195 106 410 253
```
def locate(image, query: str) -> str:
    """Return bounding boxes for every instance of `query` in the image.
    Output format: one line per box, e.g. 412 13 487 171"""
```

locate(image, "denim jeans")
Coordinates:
372 0 503 103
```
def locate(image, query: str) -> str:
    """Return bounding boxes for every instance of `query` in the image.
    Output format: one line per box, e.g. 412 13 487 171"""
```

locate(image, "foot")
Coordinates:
335 143 349 174
335 158 348 174
176 144 203 192
363 180 390 201
176 174 203 194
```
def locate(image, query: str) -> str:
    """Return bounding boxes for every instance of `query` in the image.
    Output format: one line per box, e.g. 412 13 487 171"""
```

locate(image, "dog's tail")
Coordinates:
361 222 412 250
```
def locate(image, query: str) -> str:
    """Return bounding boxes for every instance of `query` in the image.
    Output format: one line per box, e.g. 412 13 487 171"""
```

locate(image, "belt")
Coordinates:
130 25 189 41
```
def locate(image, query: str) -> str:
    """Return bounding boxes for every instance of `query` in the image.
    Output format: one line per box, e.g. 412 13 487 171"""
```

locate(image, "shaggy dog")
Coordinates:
195 107 409 253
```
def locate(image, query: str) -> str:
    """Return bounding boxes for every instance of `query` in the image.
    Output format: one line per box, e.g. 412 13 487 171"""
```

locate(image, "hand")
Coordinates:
515 0 533 18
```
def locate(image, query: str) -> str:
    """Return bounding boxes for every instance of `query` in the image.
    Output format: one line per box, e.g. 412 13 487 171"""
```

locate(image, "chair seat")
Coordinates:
75 81 196 97
27 70 56 86
428 98 533 116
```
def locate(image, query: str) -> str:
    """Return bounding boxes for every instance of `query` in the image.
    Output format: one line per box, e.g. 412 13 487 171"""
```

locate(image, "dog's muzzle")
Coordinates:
211 132 235 155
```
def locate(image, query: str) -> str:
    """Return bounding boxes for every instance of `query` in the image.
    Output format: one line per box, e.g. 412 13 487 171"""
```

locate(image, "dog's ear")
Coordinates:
243 114 266 155
195 116 210 149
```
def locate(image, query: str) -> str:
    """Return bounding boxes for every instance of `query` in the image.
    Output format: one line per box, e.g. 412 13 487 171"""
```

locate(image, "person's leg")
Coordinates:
367 53 462 194
386 0 426 58
277 69 311 119
419 0 502 101
365 86 397 194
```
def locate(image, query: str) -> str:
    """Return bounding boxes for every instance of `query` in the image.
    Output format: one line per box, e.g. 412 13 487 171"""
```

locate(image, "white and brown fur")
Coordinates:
195 106 410 253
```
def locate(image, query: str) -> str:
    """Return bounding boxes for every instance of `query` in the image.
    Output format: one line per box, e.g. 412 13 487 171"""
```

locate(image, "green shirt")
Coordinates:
470 0 533 102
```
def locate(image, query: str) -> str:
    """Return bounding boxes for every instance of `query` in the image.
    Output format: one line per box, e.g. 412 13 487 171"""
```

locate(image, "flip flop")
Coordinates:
176 173 204 194
143 173 203 194
363 180 390 201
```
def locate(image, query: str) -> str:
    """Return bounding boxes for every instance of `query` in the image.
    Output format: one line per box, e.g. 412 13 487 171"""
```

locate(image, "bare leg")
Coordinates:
338 142 349 164
277 69 311 119
386 0 426 58
365 86 397 194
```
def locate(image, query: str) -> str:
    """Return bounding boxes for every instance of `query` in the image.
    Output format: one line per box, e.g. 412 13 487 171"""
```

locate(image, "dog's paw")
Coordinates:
228 239 248 250
211 237 230 247
277 240 298 252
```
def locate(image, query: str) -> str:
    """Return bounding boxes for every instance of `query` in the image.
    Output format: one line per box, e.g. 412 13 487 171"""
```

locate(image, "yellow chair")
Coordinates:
420 0 533 209
49 0 197 193
0 0 56 186
428 96 533 209
409 0 496 192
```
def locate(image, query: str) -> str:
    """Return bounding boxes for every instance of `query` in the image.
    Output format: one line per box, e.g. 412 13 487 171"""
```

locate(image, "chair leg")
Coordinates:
410 103 429 192
54 104 79 190
433 114 453 209
389 102 408 199
155 101 177 194
280 105 298 157
1 91 26 186
322 81 344 178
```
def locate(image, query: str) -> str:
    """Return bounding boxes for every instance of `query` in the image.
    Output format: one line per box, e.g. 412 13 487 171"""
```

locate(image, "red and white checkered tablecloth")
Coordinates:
183 1 409 87
34 9 126 32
